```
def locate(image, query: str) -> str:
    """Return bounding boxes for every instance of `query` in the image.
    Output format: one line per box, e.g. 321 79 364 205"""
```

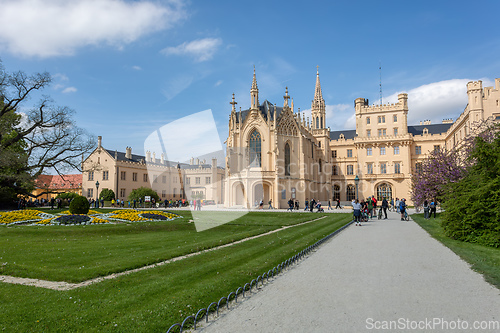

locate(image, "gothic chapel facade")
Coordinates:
225 68 332 208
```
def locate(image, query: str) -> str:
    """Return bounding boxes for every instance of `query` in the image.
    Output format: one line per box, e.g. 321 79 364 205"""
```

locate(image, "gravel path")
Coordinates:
199 211 500 333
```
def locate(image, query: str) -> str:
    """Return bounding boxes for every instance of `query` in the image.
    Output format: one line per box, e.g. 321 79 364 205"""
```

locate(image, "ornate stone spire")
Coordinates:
230 93 237 113
283 86 290 108
311 66 326 129
250 66 259 109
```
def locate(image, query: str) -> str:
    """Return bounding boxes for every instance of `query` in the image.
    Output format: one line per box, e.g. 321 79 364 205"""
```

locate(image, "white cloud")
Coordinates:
62 87 77 93
132 66 142 71
161 38 222 62
214 80 223 87
0 0 186 57
384 78 494 125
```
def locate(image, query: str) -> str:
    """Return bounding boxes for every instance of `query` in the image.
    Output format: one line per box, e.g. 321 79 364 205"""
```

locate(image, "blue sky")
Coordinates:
1 0 499 157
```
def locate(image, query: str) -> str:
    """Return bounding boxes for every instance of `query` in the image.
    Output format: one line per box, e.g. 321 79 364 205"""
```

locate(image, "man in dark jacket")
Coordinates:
381 197 389 219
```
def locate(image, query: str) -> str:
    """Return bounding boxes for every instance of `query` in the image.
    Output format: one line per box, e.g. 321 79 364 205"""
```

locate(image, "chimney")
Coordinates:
146 151 151 162
212 158 217 169
161 153 165 164
98 136 102 148
152 152 156 163
125 147 132 159
196 158 200 165
190 157 194 165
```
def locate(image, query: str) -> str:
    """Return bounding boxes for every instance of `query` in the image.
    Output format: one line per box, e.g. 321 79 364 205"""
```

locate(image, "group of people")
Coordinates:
352 196 393 225
422 200 437 219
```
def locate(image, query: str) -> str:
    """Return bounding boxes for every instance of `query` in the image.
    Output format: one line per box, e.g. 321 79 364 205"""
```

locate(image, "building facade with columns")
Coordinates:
225 70 500 208
82 137 225 204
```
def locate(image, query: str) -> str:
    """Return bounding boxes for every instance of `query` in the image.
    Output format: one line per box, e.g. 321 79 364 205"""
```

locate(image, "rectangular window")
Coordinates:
393 115 398 122
162 175 167 183
206 177 211 184
380 147 386 155
366 129 371 137
394 146 400 155
380 163 387 174
347 149 353 158
415 146 422 155
120 171 126 181
378 116 385 123
173 176 177 183
281 189 286 200
394 162 401 174
185 177 190 185
162 190 166 198
367 163 373 174
153 175 158 183
394 128 398 136
133 172 137 182
434 145 440 152
367 147 372 156
87 188 93 198
88 172 94 181
332 150 337 158
332 165 338 175
143 174 148 182
347 164 354 175
367 117 371 124
195 177 201 185
120 188 126 197
102 171 108 180
415 162 422 174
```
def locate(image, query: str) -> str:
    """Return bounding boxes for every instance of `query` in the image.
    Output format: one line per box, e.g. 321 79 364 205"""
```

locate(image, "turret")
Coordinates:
250 66 259 109
311 66 326 129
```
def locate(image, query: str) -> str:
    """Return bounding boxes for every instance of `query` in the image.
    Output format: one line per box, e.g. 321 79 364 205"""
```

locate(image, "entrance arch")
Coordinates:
253 182 272 206
233 182 246 206
376 183 392 201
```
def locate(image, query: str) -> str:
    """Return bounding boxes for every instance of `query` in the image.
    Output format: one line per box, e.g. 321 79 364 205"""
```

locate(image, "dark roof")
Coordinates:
105 149 212 169
407 123 452 136
236 100 283 123
330 130 357 140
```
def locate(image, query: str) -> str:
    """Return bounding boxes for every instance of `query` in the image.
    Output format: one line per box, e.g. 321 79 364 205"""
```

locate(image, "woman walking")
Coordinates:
352 199 362 226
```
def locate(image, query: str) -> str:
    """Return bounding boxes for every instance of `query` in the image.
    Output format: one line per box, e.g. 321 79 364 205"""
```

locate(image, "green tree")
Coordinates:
99 188 115 201
442 133 500 247
128 187 159 203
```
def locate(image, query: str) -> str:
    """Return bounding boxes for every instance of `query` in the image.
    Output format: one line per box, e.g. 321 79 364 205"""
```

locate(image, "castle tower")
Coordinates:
311 66 326 129
250 66 259 110
467 80 484 123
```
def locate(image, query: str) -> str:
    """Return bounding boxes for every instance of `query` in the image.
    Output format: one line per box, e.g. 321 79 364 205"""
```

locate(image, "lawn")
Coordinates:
0 211 352 332
412 213 500 290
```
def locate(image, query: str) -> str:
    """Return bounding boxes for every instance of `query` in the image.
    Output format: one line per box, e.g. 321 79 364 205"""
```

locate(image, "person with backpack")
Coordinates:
430 200 437 218
399 198 407 221
423 200 430 219
367 197 373 218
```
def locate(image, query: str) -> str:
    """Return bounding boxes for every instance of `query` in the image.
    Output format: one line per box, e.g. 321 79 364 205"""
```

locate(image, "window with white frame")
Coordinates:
380 147 386 155
394 146 400 155
367 147 372 156
380 163 387 174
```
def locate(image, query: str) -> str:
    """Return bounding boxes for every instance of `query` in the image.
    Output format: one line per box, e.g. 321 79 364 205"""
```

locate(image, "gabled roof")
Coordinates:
330 130 357 140
407 123 452 136
35 174 82 189
105 149 213 169
236 100 283 124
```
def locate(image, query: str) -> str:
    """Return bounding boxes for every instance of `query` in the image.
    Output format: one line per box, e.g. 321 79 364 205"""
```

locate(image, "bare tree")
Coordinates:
0 59 95 181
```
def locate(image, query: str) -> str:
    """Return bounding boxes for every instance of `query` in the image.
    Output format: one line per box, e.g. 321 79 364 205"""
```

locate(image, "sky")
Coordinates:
1 0 500 159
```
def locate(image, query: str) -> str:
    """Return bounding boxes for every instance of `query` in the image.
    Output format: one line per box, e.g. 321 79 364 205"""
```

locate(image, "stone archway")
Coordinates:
233 182 246 206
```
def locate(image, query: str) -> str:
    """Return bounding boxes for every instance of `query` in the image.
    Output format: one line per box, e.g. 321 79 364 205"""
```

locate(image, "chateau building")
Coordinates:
82 137 225 204
32 174 82 200
224 69 500 208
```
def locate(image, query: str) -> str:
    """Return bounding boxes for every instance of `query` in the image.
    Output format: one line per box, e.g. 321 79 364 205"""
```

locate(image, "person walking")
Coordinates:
268 199 273 209
367 197 373 218
423 200 430 219
430 200 437 218
399 198 407 221
381 197 388 219
327 200 332 210
390 198 394 211
304 199 309 211
287 198 294 212
309 198 315 212
335 198 342 209
352 199 362 226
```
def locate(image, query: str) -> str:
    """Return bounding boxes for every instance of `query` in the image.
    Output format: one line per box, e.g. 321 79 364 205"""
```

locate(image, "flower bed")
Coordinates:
0 209 180 226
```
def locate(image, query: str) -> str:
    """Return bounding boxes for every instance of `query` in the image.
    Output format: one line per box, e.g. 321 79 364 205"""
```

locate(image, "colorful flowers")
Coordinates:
0 209 181 226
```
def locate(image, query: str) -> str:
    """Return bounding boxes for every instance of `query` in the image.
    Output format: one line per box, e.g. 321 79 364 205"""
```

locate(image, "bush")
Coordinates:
56 192 79 200
128 187 159 203
69 195 90 215
99 188 115 201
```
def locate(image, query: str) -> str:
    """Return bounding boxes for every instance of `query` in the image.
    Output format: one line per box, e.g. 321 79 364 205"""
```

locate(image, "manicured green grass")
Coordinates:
412 213 500 290
0 211 325 282
0 212 351 332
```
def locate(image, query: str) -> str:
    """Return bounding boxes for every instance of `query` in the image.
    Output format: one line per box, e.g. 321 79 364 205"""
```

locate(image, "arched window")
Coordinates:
316 117 319 129
249 130 261 167
320 116 323 128
346 185 356 201
376 183 392 201
284 142 291 176
333 185 340 201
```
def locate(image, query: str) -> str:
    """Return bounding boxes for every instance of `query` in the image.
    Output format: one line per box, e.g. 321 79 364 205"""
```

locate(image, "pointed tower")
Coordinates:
311 66 326 129
250 66 259 110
